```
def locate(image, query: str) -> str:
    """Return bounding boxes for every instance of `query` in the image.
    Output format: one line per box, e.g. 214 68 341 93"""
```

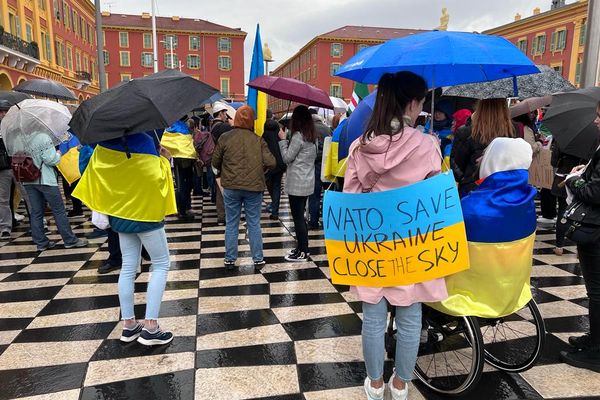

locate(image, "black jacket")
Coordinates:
263 121 286 174
211 120 233 144
450 121 485 196
566 149 600 225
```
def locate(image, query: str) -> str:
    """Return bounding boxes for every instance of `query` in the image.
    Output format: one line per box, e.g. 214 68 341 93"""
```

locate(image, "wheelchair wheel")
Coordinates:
479 299 546 372
414 311 484 396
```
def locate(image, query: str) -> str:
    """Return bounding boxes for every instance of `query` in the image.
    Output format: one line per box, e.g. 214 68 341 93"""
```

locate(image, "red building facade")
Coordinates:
484 1 589 87
0 0 100 101
269 26 426 114
102 12 246 101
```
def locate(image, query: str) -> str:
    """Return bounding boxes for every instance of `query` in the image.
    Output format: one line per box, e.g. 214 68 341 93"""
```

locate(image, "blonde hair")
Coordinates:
471 99 515 145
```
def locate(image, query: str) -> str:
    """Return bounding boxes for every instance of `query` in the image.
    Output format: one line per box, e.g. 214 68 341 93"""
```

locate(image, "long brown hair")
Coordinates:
290 105 317 143
362 71 428 144
471 98 515 145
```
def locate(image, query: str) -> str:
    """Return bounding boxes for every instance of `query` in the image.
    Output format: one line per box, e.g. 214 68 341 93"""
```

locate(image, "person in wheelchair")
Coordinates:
430 137 537 318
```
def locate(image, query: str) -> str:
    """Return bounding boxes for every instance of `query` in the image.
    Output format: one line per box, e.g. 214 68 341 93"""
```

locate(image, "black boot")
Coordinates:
560 345 600 373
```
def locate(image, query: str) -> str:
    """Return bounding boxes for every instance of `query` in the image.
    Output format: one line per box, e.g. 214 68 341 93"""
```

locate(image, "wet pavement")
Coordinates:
0 195 598 399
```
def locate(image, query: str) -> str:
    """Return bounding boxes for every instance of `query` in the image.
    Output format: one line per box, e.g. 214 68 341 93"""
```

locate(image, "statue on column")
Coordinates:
437 8 450 31
263 42 273 62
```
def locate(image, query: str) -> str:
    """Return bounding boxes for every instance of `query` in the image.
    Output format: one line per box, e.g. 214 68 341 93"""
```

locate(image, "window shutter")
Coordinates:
550 32 556 52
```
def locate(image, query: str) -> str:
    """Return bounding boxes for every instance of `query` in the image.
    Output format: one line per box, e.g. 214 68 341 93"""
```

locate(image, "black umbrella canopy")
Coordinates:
70 70 219 144
13 79 77 101
0 91 32 106
544 87 600 160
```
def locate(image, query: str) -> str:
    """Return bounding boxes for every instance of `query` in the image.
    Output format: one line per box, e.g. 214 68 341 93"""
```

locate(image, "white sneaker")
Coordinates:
14 213 24 222
364 377 384 400
388 374 408 400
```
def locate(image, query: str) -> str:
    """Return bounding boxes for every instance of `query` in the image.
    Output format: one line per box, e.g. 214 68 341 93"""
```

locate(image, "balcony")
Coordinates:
75 70 91 90
0 30 40 73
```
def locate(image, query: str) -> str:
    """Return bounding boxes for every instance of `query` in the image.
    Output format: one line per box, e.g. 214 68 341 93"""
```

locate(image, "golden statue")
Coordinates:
437 7 450 31
263 42 273 62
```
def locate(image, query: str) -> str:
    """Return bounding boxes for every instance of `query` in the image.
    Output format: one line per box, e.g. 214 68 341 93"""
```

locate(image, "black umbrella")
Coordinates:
70 69 219 144
543 87 600 160
13 78 78 101
0 91 32 105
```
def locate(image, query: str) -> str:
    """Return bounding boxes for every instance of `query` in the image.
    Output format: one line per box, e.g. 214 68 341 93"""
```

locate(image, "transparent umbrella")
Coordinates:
0 99 71 155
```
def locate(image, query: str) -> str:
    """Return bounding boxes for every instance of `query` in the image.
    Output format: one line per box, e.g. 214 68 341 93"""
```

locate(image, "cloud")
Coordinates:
107 0 569 85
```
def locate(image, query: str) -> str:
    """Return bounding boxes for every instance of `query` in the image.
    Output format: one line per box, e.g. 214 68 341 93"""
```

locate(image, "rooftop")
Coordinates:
101 12 246 36
319 25 428 41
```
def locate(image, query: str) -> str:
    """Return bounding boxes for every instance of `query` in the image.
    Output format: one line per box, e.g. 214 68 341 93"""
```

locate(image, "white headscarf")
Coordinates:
479 137 533 180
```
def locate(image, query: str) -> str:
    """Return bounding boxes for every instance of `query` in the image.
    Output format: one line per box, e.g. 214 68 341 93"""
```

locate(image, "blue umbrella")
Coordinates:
338 91 376 160
335 31 539 87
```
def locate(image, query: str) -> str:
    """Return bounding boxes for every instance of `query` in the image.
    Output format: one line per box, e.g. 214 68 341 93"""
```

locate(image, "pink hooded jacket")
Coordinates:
343 127 449 306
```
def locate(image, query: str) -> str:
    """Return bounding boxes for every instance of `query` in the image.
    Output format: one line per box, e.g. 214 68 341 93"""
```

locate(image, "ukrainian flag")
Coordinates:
323 118 349 181
248 24 266 136
429 169 537 318
73 133 177 222
160 120 196 159
57 133 81 185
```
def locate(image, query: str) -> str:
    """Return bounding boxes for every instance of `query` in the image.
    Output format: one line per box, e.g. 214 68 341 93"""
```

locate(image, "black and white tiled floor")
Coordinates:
0 194 598 399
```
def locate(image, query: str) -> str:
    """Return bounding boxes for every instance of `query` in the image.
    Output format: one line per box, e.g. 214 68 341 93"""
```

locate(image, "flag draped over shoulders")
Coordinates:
429 169 537 318
160 120 196 159
73 133 177 222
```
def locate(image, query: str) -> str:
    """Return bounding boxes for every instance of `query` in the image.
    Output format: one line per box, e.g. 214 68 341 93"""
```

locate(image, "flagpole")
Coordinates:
151 0 159 73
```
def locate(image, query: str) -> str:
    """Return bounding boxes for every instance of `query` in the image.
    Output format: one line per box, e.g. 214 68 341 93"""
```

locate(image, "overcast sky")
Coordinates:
107 0 572 80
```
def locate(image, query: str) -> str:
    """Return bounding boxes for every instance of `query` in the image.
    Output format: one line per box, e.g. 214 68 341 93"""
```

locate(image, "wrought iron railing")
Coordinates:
0 30 39 59
76 70 92 81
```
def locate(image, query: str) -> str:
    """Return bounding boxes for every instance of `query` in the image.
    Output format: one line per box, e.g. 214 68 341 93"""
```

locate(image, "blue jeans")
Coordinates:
362 298 422 382
25 184 78 249
118 227 170 320
223 188 263 262
308 163 322 226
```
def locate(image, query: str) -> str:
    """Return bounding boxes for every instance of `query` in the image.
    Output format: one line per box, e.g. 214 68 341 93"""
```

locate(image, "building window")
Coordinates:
38 0 46 11
63 3 68 27
313 65 317 80
164 53 179 69
218 55 231 70
103 50 109 65
163 35 178 49
119 51 130 67
187 54 200 69
517 39 527 53
53 0 60 20
55 40 63 66
143 33 152 49
8 12 20 38
330 83 342 98
357 44 369 52
331 43 343 57
218 37 231 52
75 52 81 71
552 63 563 75
120 74 132 82
580 23 587 47
531 34 546 55
67 45 73 70
330 63 341 76
551 29 567 52
220 77 230 97
25 23 33 42
190 36 200 50
42 31 51 61
575 60 582 86
119 32 129 48
83 56 89 72
141 52 153 68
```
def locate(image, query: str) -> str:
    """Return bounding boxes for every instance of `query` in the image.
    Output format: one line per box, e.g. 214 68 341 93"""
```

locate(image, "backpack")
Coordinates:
194 130 215 167
11 152 40 182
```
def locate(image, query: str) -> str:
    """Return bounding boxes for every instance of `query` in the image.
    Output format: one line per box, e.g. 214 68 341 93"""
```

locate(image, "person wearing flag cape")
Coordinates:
73 132 178 346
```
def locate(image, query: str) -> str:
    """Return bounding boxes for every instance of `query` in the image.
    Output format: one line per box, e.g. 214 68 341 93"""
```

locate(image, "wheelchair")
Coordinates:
385 263 546 396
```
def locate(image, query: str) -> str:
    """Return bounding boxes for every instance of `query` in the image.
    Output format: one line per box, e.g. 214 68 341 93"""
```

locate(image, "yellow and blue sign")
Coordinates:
323 172 470 287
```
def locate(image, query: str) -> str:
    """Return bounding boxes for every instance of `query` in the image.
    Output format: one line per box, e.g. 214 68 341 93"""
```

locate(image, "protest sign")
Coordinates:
528 148 553 189
323 172 470 287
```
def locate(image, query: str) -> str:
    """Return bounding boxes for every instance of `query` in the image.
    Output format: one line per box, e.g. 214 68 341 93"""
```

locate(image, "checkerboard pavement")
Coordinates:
0 194 598 400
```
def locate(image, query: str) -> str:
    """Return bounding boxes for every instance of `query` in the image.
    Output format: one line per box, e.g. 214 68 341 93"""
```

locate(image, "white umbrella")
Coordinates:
1 99 71 155
309 97 348 126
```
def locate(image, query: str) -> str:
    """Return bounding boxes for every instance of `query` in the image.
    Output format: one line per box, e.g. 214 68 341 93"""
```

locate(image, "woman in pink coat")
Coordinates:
344 71 448 400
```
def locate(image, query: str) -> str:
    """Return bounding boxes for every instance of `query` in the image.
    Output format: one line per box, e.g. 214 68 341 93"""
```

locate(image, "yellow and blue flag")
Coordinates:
323 119 349 181
160 120 196 159
73 133 177 222
57 134 81 185
429 169 537 318
248 24 266 136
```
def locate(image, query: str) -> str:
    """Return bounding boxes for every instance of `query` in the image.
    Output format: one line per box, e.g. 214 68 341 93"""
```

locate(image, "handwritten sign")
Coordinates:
323 173 470 287
528 148 553 189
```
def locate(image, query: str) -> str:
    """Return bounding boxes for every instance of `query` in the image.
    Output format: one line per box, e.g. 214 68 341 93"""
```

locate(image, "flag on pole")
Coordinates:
347 83 369 115
248 24 267 136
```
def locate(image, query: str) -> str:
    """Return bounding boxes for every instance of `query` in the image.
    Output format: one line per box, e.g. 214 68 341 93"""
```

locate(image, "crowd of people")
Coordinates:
1 71 599 400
